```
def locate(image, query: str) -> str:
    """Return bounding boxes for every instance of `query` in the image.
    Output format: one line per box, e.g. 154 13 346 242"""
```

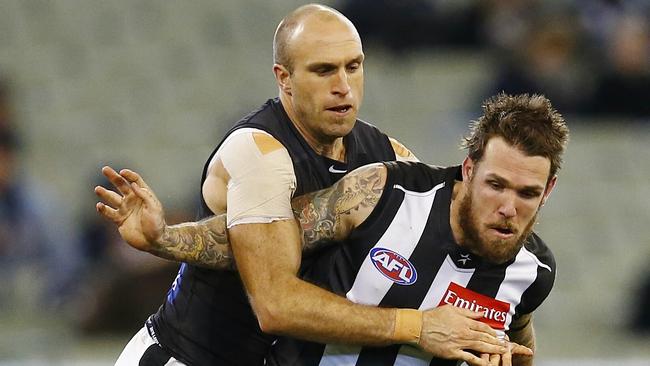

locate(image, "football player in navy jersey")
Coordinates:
98 93 568 365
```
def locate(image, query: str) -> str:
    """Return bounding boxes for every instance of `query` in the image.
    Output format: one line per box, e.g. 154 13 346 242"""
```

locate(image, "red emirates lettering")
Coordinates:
438 282 510 329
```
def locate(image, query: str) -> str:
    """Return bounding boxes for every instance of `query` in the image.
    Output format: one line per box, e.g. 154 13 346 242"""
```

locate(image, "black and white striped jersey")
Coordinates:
267 161 556 366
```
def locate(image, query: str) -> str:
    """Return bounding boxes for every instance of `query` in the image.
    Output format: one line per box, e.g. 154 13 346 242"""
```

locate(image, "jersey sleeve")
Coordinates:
216 128 297 228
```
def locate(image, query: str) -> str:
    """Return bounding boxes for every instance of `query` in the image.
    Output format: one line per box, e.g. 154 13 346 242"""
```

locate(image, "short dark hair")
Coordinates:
462 93 569 179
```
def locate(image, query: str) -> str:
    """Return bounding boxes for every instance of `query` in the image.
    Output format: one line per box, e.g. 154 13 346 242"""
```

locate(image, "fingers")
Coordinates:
464 338 507 355
449 306 498 338
455 306 487 320
509 342 533 356
102 166 133 196
96 201 122 223
120 168 151 190
467 318 499 338
130 182 151 202
95 185 122 208
481 352 505 366
501 348 512 366
458 350 488 366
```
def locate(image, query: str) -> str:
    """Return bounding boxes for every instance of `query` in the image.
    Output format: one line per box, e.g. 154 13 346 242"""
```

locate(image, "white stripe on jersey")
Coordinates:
319 183 444 366
345 182 445 305
522 246 552 272
317 344 365 366
419 255 476 309
393 256 477 364
494 245 551 333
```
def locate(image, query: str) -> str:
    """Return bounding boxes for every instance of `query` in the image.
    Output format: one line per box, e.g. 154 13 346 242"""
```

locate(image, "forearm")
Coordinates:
508 318 535 366
231 220 415 347
149 214 234 270
258 274 404 346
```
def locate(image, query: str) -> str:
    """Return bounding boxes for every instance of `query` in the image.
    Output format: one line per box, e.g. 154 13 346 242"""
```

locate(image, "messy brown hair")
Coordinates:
462 93 569 179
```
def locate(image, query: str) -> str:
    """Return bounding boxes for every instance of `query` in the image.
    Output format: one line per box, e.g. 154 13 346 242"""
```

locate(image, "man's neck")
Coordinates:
280 94 346 161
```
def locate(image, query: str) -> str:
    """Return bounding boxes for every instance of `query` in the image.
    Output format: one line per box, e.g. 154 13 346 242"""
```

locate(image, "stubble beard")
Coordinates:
457 187 538 264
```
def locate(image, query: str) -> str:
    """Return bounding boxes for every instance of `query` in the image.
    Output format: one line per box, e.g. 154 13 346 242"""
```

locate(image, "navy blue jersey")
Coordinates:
267 161 556 366
150 98 397 365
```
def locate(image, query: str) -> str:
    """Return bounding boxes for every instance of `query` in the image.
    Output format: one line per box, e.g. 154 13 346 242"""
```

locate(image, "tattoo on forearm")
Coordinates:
147 165 384 267
292 164 385 252
150 214 235 270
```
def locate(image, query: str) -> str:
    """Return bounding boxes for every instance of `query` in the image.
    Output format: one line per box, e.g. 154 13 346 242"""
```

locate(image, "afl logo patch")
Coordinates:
369 247 417 285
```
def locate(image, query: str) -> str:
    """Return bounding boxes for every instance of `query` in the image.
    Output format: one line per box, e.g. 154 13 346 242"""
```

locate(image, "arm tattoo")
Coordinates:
149 214 235 270
292 164 385 253
147 164 384 268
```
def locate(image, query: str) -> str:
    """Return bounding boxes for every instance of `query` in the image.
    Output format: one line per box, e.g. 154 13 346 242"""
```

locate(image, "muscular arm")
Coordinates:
291 162 385 253
230 163 406 345
140 163 384 269
99 136 414 269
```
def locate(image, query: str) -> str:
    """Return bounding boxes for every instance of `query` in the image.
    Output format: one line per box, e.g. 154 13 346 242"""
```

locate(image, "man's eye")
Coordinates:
488 181 502 190
519 191 539 199
316 67 335 75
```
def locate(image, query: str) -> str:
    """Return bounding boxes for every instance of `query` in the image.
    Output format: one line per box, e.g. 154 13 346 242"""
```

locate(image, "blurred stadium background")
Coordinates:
0 0 649 364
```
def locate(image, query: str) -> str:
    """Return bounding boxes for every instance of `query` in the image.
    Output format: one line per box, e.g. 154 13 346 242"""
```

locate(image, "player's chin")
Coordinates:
481 239 520 264
325 118 356 137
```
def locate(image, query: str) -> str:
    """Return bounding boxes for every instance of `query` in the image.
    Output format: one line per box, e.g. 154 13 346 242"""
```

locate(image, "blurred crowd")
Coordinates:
0 76 184 335
340 0 650 119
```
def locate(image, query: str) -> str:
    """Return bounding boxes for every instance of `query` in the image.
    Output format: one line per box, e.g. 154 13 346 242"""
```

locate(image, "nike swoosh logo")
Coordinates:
328 165 347 174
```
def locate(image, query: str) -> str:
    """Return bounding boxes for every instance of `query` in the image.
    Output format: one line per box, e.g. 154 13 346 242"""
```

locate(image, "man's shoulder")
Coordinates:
233 98 283 129
351 118 385 135
216 98 288 150
383 161 456 193
523 232 556 272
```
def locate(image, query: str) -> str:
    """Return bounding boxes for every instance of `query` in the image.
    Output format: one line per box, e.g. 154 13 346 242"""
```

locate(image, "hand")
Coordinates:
95 166 166 252
418 305 507 366
480 338 533 366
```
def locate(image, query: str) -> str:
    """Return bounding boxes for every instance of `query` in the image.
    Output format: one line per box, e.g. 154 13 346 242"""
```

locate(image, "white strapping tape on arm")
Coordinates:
216 128 297 228
389 137 419 162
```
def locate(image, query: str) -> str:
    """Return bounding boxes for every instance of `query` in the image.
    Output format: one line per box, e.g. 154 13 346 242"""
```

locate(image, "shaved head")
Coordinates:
273 4 359 72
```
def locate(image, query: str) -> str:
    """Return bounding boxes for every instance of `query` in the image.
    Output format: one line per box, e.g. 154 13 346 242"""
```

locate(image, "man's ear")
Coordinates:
461 156 474 182
541 175 558 206
273 64 292 96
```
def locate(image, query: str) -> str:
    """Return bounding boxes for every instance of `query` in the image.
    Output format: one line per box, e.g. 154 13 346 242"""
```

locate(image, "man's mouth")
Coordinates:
489 225 515 238
326 104 352 114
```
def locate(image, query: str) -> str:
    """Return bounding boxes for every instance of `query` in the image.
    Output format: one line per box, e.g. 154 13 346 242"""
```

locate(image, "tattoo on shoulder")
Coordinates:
292 164 385 252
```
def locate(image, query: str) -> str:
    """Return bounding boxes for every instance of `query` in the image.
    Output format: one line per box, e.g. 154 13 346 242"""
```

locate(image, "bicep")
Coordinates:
291 163 387 251
202 158 228 214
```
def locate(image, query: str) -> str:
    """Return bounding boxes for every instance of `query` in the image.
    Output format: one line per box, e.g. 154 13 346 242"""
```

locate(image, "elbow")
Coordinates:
254 298 289 335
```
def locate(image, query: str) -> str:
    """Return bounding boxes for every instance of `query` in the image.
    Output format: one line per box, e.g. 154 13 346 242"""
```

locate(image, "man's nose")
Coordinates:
332 70 351 95
497 193 517 218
